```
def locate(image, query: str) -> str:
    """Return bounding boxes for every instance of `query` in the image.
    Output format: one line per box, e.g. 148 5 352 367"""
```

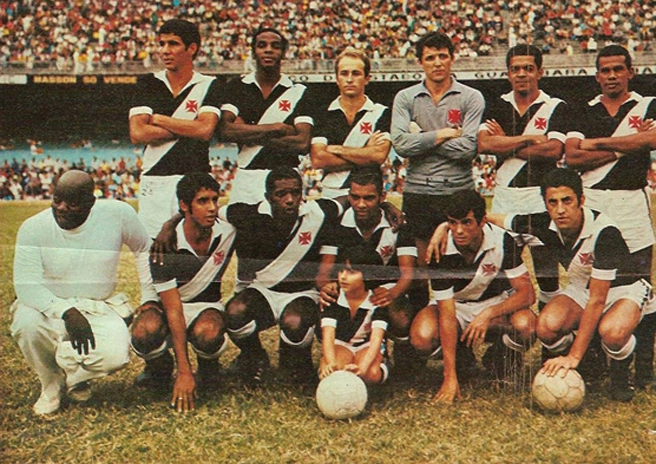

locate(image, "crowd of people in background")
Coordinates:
1 0 653 71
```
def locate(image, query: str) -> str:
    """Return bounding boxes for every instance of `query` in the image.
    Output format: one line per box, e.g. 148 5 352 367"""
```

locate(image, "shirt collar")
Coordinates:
337 289 376 310
588 91 642 107
257 199 310 218
176 218 224 256
241 72 293 91
415 76 460 98
341 207 390 236
444 223 496 261
501 89 551 113
549 207 594 248
327 95 376 113
154 70 207 94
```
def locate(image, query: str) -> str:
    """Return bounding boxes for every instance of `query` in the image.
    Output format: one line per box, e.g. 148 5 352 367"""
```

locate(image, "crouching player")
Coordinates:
411 190 537 403
131 173 235 412
489 168 653 401
319 246 390 385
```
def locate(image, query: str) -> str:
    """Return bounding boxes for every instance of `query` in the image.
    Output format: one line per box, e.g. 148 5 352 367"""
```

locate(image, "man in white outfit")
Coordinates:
11 170 157 415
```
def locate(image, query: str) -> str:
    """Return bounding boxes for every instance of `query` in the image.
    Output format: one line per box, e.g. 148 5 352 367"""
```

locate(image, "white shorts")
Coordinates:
228 168 270 205
561 279 654 316
583 187 655 253
181 301 225 327
138 174 183 238
430 291 512 331
249 281 319 321
335 339 373 354
491 185 546 214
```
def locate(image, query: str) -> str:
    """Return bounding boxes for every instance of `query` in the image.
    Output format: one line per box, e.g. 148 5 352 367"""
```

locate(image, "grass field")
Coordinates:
1 200 656 463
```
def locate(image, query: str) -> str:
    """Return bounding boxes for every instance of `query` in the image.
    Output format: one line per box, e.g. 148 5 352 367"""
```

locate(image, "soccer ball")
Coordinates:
316 371 368 420
531 369 586 413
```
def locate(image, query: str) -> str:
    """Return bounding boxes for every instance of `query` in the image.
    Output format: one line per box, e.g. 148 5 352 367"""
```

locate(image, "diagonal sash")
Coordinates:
496 96 563 187
254 201 323 288
581 95 654 187
375 227 398 266
143 74 216 173
177 226 236 301
238 84 307 169
322 103 387 190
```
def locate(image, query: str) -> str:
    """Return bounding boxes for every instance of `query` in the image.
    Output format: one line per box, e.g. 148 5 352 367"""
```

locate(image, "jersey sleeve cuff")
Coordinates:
591 268 617 281
566 131 585 140
295 115 314 126
321 318 337 328
154 280 177 293
320 245 338 255
547 131 566 143
397 246 418 257
505 264 529 280
220 103 239 117
312 136 328 146
431 287 454 301
129 106 153 118
199 106 221 118
372 320 388 331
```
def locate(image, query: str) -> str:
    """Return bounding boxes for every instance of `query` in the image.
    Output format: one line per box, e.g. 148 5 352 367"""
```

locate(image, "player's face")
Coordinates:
596 55 634 99
348 182 383 225
338 261 366 295
268 178 302 219
158 33 196 71
336 56 370 99
447 211 484 251
51 190 94 230
182 187 219 229
544 186 584 235
419 47 454 85
507 55 543 96
253 31 285 70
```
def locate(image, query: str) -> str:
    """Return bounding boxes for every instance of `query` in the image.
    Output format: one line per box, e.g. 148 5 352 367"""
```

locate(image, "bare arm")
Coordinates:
565 137 617 170
369 255 415 308
579 129 656 153
129 113 176 145
311 132 391 171
218 110 296 145
265 122 312 154
515 138 564 161
150 111 219 142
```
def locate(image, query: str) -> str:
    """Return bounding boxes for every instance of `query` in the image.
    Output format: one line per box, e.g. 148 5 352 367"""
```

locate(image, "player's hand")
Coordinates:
319 362 337 380
426 222 449 264
62 308 96 355
272 122 296 137
484 119 506 136
408 121 422 134
638 118 655 132
345 363 362 377
461 308 492 347
366 131 388 146
540 355 579 377
150 218 179 265
319 282 339 308
171 372 196 413
436 127 462 142
370 286 394 307
526 134 548 145
433 377 462 404
380 202 405 232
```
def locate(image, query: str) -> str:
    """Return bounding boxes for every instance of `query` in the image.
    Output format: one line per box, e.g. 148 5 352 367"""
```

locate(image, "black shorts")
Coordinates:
402 192 453 243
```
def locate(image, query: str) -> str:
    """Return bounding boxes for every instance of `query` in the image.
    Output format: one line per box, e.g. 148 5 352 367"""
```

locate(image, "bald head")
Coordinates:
52 170 96 230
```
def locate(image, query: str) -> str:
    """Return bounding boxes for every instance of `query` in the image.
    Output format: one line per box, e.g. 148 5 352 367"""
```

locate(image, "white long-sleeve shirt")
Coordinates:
13 200 157 319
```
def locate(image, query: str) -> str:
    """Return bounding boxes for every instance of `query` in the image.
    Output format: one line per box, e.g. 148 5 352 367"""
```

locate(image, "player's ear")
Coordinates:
187 42 198 57
179 199 189 214
579 194 585 208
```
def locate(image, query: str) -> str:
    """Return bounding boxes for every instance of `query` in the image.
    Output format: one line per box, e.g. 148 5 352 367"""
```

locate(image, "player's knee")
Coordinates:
511 310 537 342
410 324 436 355
387 305 413 339
535 311 562 342
225 297 250 330
598 320 633 350
280 300 318 342
10 305 47 339
131 308 167 354
189 309 226 353
94 343 130 374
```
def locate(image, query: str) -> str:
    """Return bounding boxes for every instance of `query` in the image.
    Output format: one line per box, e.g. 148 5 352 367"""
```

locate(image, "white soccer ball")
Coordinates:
316 370 368 420
531 369 586 413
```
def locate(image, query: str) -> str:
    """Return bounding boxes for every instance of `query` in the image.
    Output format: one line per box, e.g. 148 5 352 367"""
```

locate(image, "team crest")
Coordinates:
379 245 394 258
279 100 292 112
578 252 593 265
447 109 462 125
298 231 312 245
185 100 198 113
481 263 497 276
213 250 225 265
534 117 547 130
360 121 373 134
628 115 642 129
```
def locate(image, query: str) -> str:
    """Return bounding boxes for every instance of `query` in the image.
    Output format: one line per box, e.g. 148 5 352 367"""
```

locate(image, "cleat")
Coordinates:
196 358 222 391
230 351 270 387
482 339 523 382
67 381 92 403
134 351 174 390
609 355 635 402
279 344 316 386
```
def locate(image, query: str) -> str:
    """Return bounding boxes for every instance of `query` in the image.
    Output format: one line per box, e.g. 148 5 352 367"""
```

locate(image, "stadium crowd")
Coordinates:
1 0 653 71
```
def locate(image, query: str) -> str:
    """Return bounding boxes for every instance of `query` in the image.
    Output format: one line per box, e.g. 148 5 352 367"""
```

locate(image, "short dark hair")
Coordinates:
540 168 583 200
506 44 543 69
159 19 201 59
349 166 383 196
176 173 220 209
251 26 288 54
416 31 454 61
445 190 487 223
337 244 385 290
265 167 301 195
596 44 632 70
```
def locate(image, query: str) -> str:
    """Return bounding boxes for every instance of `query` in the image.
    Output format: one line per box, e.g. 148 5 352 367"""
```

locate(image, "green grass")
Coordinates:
1 200 656 463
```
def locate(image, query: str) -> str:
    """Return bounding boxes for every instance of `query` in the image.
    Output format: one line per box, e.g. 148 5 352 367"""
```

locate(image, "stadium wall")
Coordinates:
3 70 656 141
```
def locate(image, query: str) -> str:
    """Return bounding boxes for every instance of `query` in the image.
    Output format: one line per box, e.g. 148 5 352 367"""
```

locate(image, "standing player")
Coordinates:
316 167 421 373
479 44 568 307
11 170 157 415
220 168 345 385
565 45 656 390
131 174 235 413
391 31 485 263
490 169 653 401
129 19 221 238
310 48 391 198
219 27 313 204
410 190 536 403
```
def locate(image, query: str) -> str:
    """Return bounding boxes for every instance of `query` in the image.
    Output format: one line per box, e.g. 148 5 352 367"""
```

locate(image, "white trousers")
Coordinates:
10 301 130 401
